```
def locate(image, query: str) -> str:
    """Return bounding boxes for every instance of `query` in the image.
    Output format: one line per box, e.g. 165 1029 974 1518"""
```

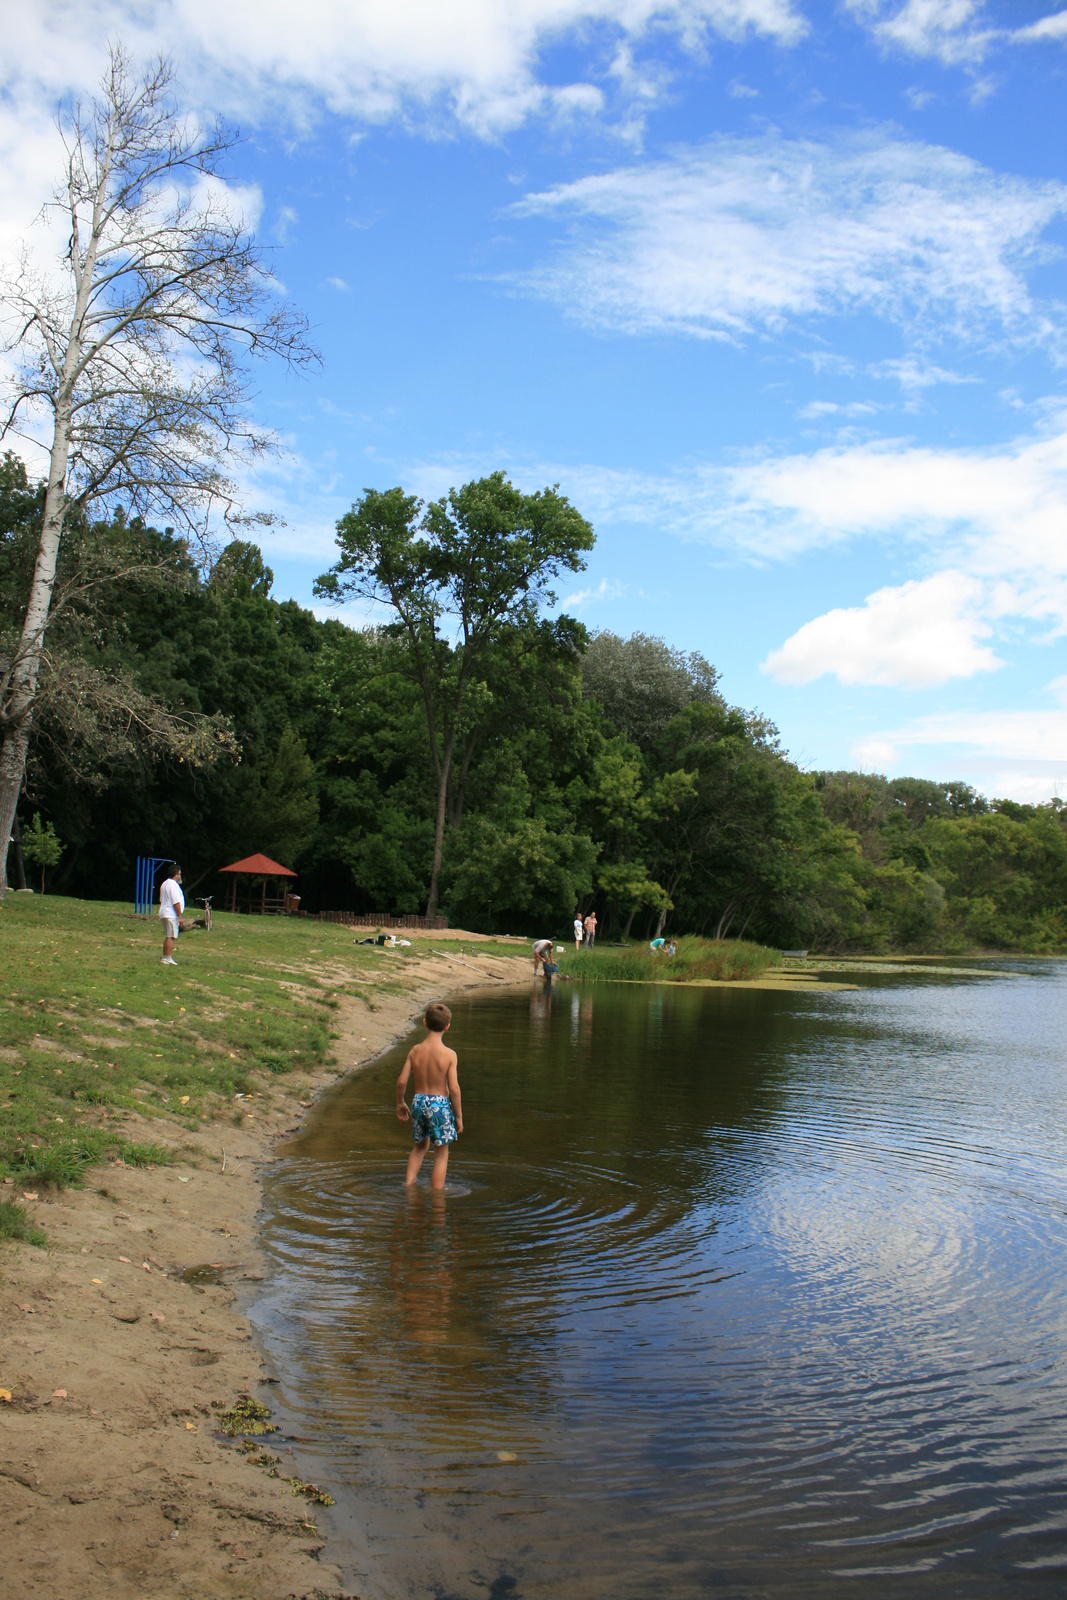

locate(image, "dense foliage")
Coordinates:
4 456 1065 950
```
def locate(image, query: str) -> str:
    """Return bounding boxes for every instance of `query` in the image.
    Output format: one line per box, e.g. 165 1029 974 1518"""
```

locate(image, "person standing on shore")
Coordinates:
573 914 583 951
583 911 597 949
159 865 184 966
396 1003 462 1191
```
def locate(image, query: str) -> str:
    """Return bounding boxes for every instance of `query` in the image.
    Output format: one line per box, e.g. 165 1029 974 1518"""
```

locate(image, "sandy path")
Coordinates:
1 945 529 1600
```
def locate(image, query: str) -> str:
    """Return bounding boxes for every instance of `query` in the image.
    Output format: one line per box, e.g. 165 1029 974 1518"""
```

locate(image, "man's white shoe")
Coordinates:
161 956 178 965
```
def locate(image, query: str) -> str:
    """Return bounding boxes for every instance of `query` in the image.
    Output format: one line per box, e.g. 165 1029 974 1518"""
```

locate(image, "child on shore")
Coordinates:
396 1003 463 1190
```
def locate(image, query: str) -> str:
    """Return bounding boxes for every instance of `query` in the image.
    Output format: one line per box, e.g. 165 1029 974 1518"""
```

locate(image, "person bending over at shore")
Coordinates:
396 1003 463 1191
532 938 554 975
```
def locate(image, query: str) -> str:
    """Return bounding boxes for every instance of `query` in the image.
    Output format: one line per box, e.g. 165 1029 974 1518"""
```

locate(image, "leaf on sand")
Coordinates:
22 1192 38 1201
91 1278 103 1284
16 1303 34 1313
150 1311 165 1323
53 1388 67 1399
185 1421 199 1432
0 1388 12 1402
118 1256 131 1263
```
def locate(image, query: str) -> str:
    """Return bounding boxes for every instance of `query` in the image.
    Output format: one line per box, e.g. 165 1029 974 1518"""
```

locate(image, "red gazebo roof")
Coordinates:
219 853 296 877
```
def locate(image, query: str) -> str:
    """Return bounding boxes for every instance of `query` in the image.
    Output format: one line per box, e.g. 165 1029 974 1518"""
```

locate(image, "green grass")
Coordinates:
0 1197 47 1247
554 935 779 985
0 894 412 1188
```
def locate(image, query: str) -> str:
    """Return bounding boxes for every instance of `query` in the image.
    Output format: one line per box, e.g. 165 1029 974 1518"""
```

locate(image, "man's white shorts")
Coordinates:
161 914 180 940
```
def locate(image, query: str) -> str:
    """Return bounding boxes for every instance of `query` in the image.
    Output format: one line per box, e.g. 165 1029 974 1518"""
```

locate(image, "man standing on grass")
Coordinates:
583 910 597 949
160 865 184 966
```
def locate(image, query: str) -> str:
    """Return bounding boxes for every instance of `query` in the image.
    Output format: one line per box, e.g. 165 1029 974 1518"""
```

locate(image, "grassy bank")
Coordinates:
554 935 779 985
0 893 415 1191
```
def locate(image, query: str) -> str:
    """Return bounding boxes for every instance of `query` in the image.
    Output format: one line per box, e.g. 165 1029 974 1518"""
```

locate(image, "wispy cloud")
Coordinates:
871 357 978 391
848 2 1067 67
415 416 1067 690
851 680 1067 798
562 576 626 608
512 132 1067 351
845 1 996 66
1013 9 1067 44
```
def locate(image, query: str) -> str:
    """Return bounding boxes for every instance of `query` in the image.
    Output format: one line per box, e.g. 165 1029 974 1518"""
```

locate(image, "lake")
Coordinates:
252 963 1067 1597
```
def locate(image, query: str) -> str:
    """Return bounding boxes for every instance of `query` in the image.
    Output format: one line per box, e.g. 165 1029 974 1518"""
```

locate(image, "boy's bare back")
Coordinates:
404 1033 457 1096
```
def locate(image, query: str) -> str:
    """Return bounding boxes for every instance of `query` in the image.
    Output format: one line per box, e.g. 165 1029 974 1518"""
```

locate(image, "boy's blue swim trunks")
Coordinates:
410 1092 457 1147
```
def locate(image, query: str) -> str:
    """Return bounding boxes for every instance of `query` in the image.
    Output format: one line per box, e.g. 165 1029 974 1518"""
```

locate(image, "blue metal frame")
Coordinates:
135 855 173 916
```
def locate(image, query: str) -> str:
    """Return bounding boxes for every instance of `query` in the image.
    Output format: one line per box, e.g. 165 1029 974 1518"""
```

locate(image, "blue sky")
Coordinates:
4 1 1067 798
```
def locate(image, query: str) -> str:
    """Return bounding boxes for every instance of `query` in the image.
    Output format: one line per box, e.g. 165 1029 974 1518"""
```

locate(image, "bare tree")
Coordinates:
0 46 315 892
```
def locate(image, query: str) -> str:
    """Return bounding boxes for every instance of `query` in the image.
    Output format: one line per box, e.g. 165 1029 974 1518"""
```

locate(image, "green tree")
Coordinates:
237 726 319 867
582 631 720 749
21 812 62 893
315 472 595 915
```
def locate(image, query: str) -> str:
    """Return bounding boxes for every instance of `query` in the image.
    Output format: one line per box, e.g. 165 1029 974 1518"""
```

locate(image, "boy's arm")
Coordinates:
396 1052 413 1120
447 1055 463 1134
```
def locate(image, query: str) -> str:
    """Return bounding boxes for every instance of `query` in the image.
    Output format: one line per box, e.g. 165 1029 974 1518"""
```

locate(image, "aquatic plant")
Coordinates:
212 1395 277 1436
558 936 777 985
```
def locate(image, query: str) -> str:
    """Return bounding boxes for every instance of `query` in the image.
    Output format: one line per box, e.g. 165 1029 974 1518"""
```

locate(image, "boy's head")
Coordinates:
424 1002 451 1034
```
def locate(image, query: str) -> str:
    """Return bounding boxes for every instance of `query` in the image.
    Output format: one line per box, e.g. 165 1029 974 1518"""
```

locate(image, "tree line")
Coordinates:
3 452 1066 953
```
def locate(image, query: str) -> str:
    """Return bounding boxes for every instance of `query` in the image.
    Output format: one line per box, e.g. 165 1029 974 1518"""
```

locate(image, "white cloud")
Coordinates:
513 132 1067 348
562 575 625 607
727 420 1067 587
326 276 351 290
852 736 901 768
798 399 881 418
761 571 1001 687
845 1 995 66
1014 9 1067 43
732 418 1067 684
2 2 806 141
447 415 1067 690
848 2 1067 66
850 683 1067 800
871 357 977 391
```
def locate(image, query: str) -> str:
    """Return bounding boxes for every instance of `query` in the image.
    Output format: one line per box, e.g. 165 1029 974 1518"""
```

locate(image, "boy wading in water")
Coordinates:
396 1003 463 1190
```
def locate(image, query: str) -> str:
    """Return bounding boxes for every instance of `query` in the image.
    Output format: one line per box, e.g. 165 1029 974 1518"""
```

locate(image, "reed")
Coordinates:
555 936 778 985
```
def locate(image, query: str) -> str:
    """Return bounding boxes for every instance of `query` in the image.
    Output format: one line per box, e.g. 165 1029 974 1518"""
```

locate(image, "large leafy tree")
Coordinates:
315 472 594 915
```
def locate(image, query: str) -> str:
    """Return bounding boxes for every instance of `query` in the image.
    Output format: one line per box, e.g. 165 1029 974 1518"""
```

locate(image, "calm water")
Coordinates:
253 966 1067 1598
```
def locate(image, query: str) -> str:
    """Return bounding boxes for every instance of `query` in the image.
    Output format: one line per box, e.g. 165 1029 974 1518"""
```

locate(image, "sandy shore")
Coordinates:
2 942 530 1600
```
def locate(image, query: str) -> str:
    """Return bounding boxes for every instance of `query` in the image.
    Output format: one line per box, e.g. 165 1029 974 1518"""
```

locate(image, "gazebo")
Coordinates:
219 853 297 915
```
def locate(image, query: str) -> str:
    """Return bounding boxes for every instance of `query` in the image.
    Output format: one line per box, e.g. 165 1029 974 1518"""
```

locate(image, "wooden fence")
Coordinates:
310 911 449 930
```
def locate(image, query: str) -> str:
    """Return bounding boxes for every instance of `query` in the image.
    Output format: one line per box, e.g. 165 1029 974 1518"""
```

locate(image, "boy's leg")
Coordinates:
405 1138 430 1186
430 1143 450 1190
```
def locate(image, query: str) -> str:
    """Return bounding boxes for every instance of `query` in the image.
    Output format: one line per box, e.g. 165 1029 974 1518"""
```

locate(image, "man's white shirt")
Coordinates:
159 878 184 919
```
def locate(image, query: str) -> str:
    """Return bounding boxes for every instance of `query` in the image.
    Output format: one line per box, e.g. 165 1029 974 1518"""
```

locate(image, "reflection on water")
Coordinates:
254 966 1067 1597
